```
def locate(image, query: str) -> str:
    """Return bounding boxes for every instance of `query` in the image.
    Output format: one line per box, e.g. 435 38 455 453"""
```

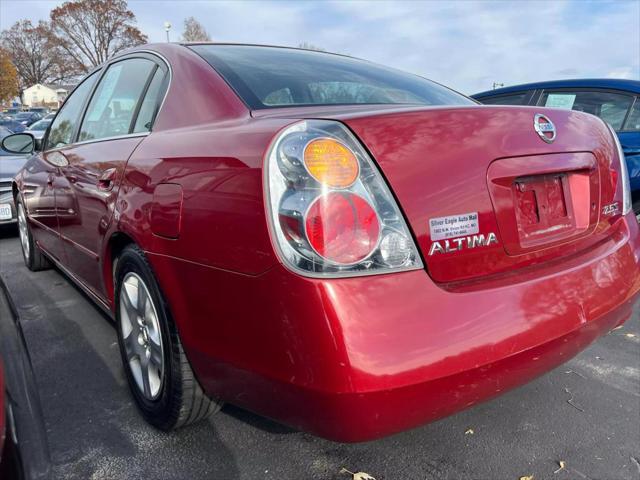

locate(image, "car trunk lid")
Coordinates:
331 106 620 283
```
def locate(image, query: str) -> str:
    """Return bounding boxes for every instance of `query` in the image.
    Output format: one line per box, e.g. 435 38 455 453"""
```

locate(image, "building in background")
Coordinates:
22 84 75 109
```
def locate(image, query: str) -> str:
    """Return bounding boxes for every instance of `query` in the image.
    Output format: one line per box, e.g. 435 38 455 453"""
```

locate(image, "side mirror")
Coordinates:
1 133 35 155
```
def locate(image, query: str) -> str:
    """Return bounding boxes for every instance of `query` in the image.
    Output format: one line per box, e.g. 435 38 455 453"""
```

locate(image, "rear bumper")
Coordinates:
148 213 640 442
208 299 635 442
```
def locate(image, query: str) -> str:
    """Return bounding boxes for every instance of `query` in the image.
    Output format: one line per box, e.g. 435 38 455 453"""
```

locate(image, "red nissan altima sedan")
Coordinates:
3 43 639 442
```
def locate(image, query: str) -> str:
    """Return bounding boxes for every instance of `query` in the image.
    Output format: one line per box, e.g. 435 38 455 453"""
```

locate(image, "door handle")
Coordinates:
97 168 118 192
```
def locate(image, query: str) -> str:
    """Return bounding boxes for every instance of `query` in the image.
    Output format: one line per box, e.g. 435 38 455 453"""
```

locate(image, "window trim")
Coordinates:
76 56 157 144
43 50 171 153
128 64 159 134
130 64 169 134
42 68 102 151
535 87 635 132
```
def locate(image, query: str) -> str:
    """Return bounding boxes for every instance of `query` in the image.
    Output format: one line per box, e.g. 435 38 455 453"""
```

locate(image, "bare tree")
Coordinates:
297 42 325 52
1 20 74 88
49 0 147 73
181 17 211 42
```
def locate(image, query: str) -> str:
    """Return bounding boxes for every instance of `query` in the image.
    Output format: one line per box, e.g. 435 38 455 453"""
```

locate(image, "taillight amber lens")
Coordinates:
303 138 359 188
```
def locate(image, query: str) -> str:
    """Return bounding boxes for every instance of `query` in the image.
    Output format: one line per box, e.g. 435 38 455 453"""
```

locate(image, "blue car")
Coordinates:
0 115 26 133
473 79 640 216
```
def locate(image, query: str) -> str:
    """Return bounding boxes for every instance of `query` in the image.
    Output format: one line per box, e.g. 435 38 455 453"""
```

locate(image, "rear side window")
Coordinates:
133 67 167 133
189 45 473 109
46 71 99 150
623 100 640 131
539 90 634 130
477 92 529 105
79 58 155 141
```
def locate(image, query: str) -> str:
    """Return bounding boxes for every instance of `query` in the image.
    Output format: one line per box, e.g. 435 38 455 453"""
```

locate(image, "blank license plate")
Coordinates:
0 203 12 220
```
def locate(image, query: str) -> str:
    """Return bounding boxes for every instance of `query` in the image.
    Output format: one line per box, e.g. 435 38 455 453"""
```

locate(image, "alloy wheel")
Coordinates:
119 272 164 400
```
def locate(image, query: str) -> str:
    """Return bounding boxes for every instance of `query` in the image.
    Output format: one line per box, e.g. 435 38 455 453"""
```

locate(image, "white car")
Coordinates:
0 126 30 225
25 119 52 141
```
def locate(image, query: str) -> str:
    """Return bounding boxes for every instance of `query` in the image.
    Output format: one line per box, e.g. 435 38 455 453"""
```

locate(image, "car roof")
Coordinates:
116 42 375 68
473 78 640 98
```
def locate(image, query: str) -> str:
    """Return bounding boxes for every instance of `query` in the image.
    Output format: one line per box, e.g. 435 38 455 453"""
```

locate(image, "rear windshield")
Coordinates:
189 45 473 110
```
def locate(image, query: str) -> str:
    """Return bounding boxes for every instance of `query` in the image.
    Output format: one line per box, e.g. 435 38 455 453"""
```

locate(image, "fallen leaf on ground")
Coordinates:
340 468 377 480
465 428 474 435
554 460 566 473
519 475 534 480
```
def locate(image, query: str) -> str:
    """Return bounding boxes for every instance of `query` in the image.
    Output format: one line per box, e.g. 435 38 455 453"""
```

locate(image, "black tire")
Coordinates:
114 244 221 430
0 412 23 480
15 197 50 272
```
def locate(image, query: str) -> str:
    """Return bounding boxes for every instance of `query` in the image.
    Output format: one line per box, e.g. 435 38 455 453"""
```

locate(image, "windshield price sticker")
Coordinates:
545 94 576 110
429 212 479 241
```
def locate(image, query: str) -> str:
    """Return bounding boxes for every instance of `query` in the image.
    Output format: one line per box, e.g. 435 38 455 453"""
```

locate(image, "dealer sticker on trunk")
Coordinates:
429 212 479 241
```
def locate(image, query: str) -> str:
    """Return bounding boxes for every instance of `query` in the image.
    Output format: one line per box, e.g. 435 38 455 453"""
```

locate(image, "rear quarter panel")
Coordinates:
102 44 288 299
116 117 286 275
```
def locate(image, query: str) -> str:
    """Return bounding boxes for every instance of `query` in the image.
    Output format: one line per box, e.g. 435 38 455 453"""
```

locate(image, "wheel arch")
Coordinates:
104 231 137 306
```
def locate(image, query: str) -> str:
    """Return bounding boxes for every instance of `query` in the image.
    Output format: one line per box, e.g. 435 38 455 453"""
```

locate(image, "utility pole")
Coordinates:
492 82 504 90
164 21 172 42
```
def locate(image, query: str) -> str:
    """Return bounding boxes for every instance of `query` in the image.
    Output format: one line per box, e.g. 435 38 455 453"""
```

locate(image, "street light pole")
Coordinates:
164 21 171 42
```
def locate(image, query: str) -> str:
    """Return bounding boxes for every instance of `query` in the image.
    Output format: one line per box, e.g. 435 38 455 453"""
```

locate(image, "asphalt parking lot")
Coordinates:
0 226 638 480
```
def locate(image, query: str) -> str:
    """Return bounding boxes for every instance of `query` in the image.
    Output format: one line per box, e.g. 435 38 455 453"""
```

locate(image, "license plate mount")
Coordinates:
0 203 12 221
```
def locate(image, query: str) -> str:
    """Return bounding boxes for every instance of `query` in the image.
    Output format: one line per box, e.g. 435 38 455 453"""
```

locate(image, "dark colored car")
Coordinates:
13 113 41 128
473 79 640 216
2 44 639 442
0 279 50 479
27 108 49 116
0 127 30 225
0 117 26 134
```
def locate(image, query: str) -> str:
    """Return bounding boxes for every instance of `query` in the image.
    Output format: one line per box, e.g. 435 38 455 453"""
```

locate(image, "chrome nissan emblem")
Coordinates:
534 113 556 143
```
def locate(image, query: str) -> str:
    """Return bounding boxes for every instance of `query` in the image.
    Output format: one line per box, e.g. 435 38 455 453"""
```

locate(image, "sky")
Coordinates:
1 0 639 94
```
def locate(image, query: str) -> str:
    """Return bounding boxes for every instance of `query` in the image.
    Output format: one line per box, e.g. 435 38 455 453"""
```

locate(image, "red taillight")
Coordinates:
305 192 380 265
266 120 422 276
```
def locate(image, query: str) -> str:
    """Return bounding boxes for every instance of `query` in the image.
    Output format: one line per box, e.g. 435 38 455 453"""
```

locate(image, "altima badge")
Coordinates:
534 113 556 144
429 232 498 255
